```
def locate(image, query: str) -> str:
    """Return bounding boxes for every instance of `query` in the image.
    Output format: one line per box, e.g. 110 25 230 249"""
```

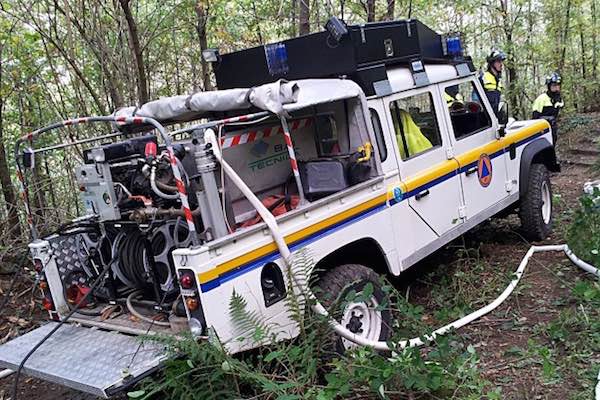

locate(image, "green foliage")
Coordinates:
560 114 596 134
1 0 600 238
229 289 274 342
567 188 600 267
132 333 242 399
135 250 497 399
528 279 600 398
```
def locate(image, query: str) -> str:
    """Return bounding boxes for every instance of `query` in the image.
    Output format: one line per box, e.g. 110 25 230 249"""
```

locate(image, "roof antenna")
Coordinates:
408 0 413 19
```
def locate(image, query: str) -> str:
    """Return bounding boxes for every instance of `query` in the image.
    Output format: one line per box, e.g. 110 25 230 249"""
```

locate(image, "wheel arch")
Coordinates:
312 237 391 282
519 138 560 198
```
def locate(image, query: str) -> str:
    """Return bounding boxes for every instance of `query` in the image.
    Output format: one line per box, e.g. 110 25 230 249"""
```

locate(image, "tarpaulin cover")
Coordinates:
113 79 364 123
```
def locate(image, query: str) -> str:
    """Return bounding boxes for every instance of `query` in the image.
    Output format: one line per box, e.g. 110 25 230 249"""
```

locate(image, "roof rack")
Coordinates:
214 19 475 96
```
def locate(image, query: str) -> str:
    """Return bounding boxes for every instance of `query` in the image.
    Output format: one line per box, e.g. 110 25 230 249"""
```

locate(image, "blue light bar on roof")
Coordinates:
446 35 463 57
264 43 289 77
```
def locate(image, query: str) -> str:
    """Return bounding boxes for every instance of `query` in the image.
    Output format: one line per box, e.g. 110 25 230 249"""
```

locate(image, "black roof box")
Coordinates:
215 19 474 96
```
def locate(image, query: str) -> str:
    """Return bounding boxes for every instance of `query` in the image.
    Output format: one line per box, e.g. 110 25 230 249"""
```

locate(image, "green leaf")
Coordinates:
362 282 374 299
264 350 282 363
221 360 232 372
127 390 146 398
345 289 357 302
277 395 301 400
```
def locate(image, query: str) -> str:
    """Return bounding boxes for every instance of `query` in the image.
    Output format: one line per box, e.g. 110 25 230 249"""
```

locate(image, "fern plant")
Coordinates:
134 248 496 400
283 248 315 336
228 289 275 342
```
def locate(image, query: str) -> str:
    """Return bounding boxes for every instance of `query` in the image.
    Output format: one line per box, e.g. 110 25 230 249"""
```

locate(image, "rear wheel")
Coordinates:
315 264 392 353
519 163 553 240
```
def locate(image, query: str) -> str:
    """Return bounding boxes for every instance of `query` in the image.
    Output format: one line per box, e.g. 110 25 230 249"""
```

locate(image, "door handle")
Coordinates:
415 190 430 200
465 167 478 176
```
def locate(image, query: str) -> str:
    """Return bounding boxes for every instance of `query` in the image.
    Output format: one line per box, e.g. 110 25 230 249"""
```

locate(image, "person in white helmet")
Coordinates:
481 50 506 116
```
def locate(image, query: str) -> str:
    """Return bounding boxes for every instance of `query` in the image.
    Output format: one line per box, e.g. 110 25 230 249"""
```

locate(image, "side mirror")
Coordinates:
497 102 509 138
497 102 509 126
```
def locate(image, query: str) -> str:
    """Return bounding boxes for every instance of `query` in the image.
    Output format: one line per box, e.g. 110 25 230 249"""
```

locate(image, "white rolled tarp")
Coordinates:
113 79 365 124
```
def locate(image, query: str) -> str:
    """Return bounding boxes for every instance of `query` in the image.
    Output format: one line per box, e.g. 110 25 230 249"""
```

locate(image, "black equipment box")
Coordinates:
299 160 348 200
84 136 157 163
215 19 461 96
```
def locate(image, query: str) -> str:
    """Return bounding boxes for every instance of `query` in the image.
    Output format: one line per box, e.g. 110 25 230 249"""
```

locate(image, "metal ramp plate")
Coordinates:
0 323 167 398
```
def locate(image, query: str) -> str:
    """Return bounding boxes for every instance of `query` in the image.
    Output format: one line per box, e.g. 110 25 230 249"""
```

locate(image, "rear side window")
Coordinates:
389 92 442 160
369 109 387 161
313 115 340 156
444 81 492 139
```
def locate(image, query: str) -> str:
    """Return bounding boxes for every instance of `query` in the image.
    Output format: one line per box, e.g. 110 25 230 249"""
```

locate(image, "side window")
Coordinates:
389 92 442 160
444 81 492 140
314 114 340 156
369 109 387 161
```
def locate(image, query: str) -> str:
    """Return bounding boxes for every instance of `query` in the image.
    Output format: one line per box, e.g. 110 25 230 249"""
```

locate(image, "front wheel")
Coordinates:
315 264 392 353
519 163 553 240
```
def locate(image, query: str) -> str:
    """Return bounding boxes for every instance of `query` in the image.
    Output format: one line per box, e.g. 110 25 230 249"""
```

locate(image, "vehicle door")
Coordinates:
383 87 464 237
440 78 510 219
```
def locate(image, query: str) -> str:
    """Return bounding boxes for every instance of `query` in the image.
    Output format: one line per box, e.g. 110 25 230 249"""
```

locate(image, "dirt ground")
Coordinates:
403 116 600 399
0 116 598 399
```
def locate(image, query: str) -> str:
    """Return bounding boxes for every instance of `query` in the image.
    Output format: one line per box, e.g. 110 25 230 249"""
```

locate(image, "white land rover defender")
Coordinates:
0 19 558 397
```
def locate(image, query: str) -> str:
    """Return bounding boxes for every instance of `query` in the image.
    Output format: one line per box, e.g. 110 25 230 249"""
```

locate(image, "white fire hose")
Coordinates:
7 130 595 392
205 128 600 397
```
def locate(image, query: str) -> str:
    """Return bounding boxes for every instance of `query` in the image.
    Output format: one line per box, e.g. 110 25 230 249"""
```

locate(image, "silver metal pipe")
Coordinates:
33 131 128 154
193 137 228 239
169 111 270 137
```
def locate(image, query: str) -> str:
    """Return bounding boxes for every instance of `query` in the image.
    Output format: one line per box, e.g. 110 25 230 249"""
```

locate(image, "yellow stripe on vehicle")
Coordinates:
198 193 388 284
198 120 551 287
403 158 460 191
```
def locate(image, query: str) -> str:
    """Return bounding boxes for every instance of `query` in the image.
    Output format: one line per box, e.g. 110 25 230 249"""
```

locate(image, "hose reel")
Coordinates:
98 220 192 291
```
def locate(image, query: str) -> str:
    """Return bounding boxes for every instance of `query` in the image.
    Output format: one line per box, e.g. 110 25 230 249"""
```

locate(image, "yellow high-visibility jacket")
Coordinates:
392 109 433 159
532 93 564 119
445 92 464 106
482 71 503 92
481 71 503 115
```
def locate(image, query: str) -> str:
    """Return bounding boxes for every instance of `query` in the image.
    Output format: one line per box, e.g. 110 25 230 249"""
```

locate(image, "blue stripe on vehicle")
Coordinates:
200 129 551 292
200 202 388 292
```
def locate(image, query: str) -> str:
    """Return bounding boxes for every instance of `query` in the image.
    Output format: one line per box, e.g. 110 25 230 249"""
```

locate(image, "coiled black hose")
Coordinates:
118 230 148 288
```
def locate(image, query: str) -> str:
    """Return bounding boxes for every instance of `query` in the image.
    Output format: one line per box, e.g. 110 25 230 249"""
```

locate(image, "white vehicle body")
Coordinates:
170 64 556 353
0 61 558 397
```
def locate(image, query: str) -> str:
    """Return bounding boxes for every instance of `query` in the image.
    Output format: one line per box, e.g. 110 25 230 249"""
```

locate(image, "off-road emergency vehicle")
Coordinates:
0 19 559 397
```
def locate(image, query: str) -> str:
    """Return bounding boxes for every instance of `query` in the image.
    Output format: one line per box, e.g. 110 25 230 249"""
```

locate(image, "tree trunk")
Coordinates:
499 0 523 118
299 0 310 35
385 0 395 21
592 0 598 104
56 0 124 108
17 93 46 228
119 0 149 105
13 4 108 114
366 0 376 22
251 1 264 44
313 0 321 28
559 0 572 71
195 1 213 91
291 0 297 37
579 18 587 111
0 103 22 240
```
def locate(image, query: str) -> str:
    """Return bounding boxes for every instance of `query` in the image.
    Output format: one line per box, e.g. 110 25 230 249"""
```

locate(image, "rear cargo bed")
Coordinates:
0 323 167 398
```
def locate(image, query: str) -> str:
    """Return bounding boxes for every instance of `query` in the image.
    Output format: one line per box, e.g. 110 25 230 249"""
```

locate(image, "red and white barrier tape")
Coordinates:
219 118 313 149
